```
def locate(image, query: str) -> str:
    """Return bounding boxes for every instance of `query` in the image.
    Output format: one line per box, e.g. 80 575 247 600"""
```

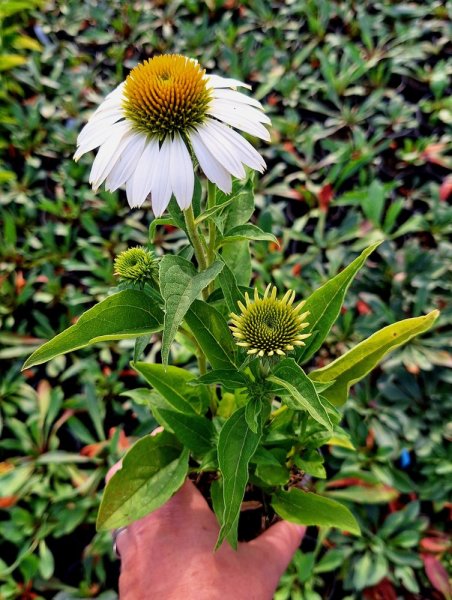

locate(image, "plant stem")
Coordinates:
209 390 218 415
271 404 288 419
207 180 217 264
184 204 207 272
179 326 207 375
206 181 217 297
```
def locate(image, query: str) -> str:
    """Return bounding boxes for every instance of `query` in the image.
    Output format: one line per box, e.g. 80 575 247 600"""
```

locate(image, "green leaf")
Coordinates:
97 432 188 530
210 479 238 549
295 452 327 479
245 396 263 433
221 240 251 287
134 362 208 414
185 299 237 370
216 406 262 549
133 334 151 363
218 175 255 232
195 197 236 225
157 408 215 456
253 449 290 486
272 488 360 535
38 541 54 580
268 359 332 431
166 197 187 230
296 242 381 364
315 549 347 573
353 553 388 590
217 224 278 247
217 258 245 314
159 256 224 366
310 310 439 405
0 54 27 71
195 369 250 390
0 1 43 18
149 217 177 242
324 485 398 504
23 290 164 369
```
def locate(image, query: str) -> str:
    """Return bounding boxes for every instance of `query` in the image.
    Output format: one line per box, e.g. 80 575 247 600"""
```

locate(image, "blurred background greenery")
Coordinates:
0 1 451 598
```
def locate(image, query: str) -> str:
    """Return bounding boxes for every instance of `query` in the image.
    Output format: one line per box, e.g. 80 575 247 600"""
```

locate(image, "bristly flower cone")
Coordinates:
230 285 311 357
114 246 158 286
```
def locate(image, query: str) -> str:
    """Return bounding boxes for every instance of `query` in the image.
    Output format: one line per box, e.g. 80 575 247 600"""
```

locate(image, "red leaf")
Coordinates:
318 183 334 212
421 536 451 554
422 554 452 599
0 496 18 508
363 578 397 600
357 299 372 315
439 176 452 202
326 477 369 488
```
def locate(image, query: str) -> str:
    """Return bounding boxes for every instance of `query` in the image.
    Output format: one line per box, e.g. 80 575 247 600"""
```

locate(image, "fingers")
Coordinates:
247 520 305 576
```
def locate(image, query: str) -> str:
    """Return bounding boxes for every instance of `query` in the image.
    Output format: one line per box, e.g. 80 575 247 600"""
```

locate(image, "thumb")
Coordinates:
247 520 305 576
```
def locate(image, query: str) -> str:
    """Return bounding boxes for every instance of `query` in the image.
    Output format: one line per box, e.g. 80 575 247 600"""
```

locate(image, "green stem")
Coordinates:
184 204 208 272
206 181 217 297
207 181 217 264
179 326 207 375
271 404 288 419
209 391 218 416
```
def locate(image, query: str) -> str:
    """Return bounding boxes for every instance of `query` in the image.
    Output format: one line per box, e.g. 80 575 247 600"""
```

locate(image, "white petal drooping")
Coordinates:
74 54 270 216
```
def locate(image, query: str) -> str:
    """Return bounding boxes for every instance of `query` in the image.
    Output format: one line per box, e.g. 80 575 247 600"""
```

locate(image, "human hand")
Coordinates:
108 466 304 600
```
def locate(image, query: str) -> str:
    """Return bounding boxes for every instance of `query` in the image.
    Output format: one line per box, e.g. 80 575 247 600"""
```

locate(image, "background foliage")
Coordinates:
1 0 451 598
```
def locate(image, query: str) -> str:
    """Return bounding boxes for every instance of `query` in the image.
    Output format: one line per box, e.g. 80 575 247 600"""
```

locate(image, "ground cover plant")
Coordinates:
1 1 451 599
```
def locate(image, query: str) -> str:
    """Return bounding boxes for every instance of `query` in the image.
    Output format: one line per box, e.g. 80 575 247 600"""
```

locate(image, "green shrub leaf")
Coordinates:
268 358 332 431
157 408 215 456
272 488 360 535
216 406 262 549
296 242 381 364
309 310 439 405
221 240 252 287
23 290 164 370
217 258 245 314
195 369 250 390
159 255 224 365
185 299 237 370
97 432 189 530
217 224 278 247
134 362 208 415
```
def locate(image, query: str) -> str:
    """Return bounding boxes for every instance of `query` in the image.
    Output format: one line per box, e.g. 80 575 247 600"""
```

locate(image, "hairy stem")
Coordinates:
206 181 217 297
184 204 208 272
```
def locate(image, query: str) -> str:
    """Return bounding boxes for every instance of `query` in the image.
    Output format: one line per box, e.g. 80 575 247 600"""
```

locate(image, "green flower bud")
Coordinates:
230 285 311 357
114 247 158 286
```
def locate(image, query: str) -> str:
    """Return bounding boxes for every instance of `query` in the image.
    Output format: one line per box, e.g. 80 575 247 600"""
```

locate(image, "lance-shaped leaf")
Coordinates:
157 409 216 456
97 432 189 530
272 488 360 535
217 258 245 314
23 290 164 370
134 362 209 415
221 241 252 287
210 479 239 549
219 175 255 232
296 242 381 364
195 369 250 390
159 256 224 366
268 358 332 431
216 406 262 549
185 299 237 370
216 224 278 248
310 310 439 405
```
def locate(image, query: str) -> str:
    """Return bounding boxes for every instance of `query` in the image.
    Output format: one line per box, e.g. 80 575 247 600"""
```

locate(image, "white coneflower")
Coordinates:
74 54 270 216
